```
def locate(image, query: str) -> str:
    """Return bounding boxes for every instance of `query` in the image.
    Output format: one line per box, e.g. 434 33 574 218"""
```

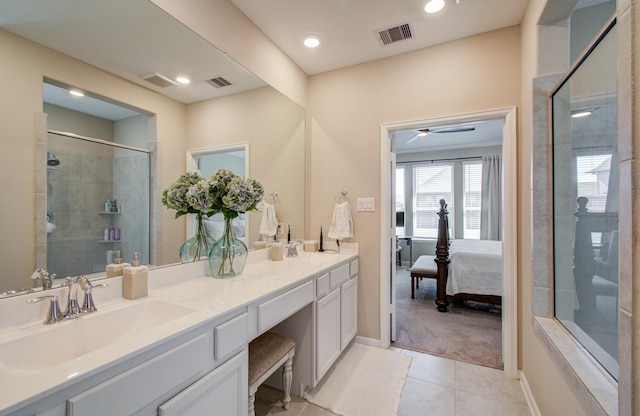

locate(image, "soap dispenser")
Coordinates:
106 250 130 277
122 252 148 300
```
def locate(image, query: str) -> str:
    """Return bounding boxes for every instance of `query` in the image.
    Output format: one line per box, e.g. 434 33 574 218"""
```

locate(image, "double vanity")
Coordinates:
0 245 358 416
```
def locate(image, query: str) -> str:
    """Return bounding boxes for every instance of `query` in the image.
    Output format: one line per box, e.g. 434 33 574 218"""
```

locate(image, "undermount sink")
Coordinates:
0 300 195 372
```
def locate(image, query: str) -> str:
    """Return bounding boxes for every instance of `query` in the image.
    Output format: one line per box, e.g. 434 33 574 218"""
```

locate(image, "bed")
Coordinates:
411 199 503 312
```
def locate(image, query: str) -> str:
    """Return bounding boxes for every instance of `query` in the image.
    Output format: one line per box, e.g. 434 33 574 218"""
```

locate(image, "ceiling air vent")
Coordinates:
376 23 413 46
141 72 177 88
207 76 233 88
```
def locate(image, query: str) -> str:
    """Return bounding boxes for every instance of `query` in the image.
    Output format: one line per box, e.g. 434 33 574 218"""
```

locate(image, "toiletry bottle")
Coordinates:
122 252 148 300
105 199 112 213
271 242 284 261
106 250 130 277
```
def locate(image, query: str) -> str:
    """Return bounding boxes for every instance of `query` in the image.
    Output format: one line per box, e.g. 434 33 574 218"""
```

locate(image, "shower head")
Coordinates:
47 152 60 166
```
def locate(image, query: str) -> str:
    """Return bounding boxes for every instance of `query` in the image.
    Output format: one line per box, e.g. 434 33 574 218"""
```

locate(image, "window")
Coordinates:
463 162 482 239
576 153 611 213
413 164 453 238
395 167 405 235
401 160 483 239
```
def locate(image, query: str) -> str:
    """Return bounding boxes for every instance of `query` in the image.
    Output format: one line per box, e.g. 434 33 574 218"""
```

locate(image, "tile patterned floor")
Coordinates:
255 347 531 416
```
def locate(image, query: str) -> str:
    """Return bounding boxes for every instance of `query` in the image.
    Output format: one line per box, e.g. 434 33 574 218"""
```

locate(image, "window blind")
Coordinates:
413 164 453 238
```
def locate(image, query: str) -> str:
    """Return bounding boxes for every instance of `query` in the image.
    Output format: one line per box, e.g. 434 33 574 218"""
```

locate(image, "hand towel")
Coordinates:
328 201 353 239
259 201 278 236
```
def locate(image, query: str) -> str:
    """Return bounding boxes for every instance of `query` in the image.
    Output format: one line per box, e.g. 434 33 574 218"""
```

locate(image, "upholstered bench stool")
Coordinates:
248 331 296 416
409 255 438 299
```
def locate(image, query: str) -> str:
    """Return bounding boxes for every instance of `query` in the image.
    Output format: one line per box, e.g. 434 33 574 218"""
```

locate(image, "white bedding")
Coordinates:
446 239 503 296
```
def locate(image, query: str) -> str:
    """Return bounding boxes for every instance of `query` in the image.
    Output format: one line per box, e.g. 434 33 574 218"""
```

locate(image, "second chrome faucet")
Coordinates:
28 276 108 324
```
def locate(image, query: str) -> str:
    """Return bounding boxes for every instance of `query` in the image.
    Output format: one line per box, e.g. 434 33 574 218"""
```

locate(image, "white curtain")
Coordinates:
480 154 502 240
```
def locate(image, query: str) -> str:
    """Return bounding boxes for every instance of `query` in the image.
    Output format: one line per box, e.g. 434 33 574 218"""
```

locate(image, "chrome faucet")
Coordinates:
63 276 80 318
78 276 108 313
287 240 303 257
27 295 63 324
31 268 55 290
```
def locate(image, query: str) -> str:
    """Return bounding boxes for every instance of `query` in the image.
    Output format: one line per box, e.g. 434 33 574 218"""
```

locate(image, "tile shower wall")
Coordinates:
113 153 150 266
46 139 150 277
47 137 116 277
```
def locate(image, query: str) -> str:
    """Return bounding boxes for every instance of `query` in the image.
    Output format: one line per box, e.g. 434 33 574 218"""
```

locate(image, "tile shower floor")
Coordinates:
255 347 531 416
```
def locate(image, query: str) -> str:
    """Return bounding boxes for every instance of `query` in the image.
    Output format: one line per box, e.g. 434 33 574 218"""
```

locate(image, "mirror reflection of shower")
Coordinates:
47 152 60 166
42 80 153 279
46 131 151 278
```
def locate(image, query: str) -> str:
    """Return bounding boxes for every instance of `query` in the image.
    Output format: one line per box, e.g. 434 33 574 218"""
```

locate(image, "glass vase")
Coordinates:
179 213 214 263
208 217 248 278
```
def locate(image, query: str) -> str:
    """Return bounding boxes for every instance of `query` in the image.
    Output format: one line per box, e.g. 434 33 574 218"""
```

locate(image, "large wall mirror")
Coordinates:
0 0 305 296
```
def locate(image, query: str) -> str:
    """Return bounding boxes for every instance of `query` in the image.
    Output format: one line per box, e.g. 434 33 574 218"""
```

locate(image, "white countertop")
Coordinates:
0 246 357 414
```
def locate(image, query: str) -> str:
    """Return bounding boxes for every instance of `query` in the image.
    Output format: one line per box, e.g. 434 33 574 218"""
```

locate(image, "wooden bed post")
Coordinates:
573 197 596 314
435 199 450 312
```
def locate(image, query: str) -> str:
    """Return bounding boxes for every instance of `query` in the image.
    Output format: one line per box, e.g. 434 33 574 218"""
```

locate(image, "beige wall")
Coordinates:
185 86 306 244
307 26 521 340
0 28 187 289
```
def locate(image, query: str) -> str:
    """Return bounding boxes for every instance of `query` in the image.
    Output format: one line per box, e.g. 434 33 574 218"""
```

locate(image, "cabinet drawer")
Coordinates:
350 259 359 277
159 349 248 416
215 312 248 362
316 272 330 298
258 280 313 333
329 263 349 290
67 333 212 416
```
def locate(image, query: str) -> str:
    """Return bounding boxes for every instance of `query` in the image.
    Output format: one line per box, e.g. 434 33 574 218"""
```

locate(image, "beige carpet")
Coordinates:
393 268 503 369
304 343 411 416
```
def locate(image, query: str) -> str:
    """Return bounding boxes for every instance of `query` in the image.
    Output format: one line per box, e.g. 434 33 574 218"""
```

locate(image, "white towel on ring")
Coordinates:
259 201 278 236
328 201 353 239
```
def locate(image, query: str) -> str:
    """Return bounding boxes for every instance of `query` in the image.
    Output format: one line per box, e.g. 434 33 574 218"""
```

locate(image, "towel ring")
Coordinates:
334 189 349 203
264 192 278 205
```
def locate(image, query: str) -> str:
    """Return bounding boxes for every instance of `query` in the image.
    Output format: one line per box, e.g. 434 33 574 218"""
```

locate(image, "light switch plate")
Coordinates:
357 198 375 212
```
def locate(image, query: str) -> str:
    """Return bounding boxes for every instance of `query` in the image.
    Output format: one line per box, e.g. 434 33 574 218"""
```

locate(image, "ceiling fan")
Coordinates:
404 125 476 145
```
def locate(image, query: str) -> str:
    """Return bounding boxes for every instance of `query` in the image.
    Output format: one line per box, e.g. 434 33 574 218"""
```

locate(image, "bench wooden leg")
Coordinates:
411 276 415 299
282 352 294 410
248 392 256 416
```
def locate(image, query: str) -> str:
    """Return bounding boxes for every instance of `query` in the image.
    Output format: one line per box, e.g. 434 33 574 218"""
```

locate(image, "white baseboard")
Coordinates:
519 370 541 416
355 335 380 347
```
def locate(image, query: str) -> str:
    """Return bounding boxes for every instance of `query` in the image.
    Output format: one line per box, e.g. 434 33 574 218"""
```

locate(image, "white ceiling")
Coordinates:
227 0 526 152
0 0 266 106
3 0 525 149
230 0 529 75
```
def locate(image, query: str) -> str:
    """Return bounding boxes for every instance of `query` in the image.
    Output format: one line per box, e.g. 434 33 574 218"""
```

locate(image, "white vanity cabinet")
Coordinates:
0 250 359 416
5 310 248 416
158 313 249 416
67 332 215 416
158 349 247 416
315 259 358 383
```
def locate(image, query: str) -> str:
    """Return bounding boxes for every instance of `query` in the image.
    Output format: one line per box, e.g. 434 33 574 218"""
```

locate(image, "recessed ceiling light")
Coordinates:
176 76 191 85
304 36 320 48
69 89 84 97
571 106 599 118
571 111 592 118
424 0 445 14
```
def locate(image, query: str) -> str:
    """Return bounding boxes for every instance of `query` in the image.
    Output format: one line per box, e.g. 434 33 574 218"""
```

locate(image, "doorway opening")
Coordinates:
186 144 250 248
379 108 518 378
